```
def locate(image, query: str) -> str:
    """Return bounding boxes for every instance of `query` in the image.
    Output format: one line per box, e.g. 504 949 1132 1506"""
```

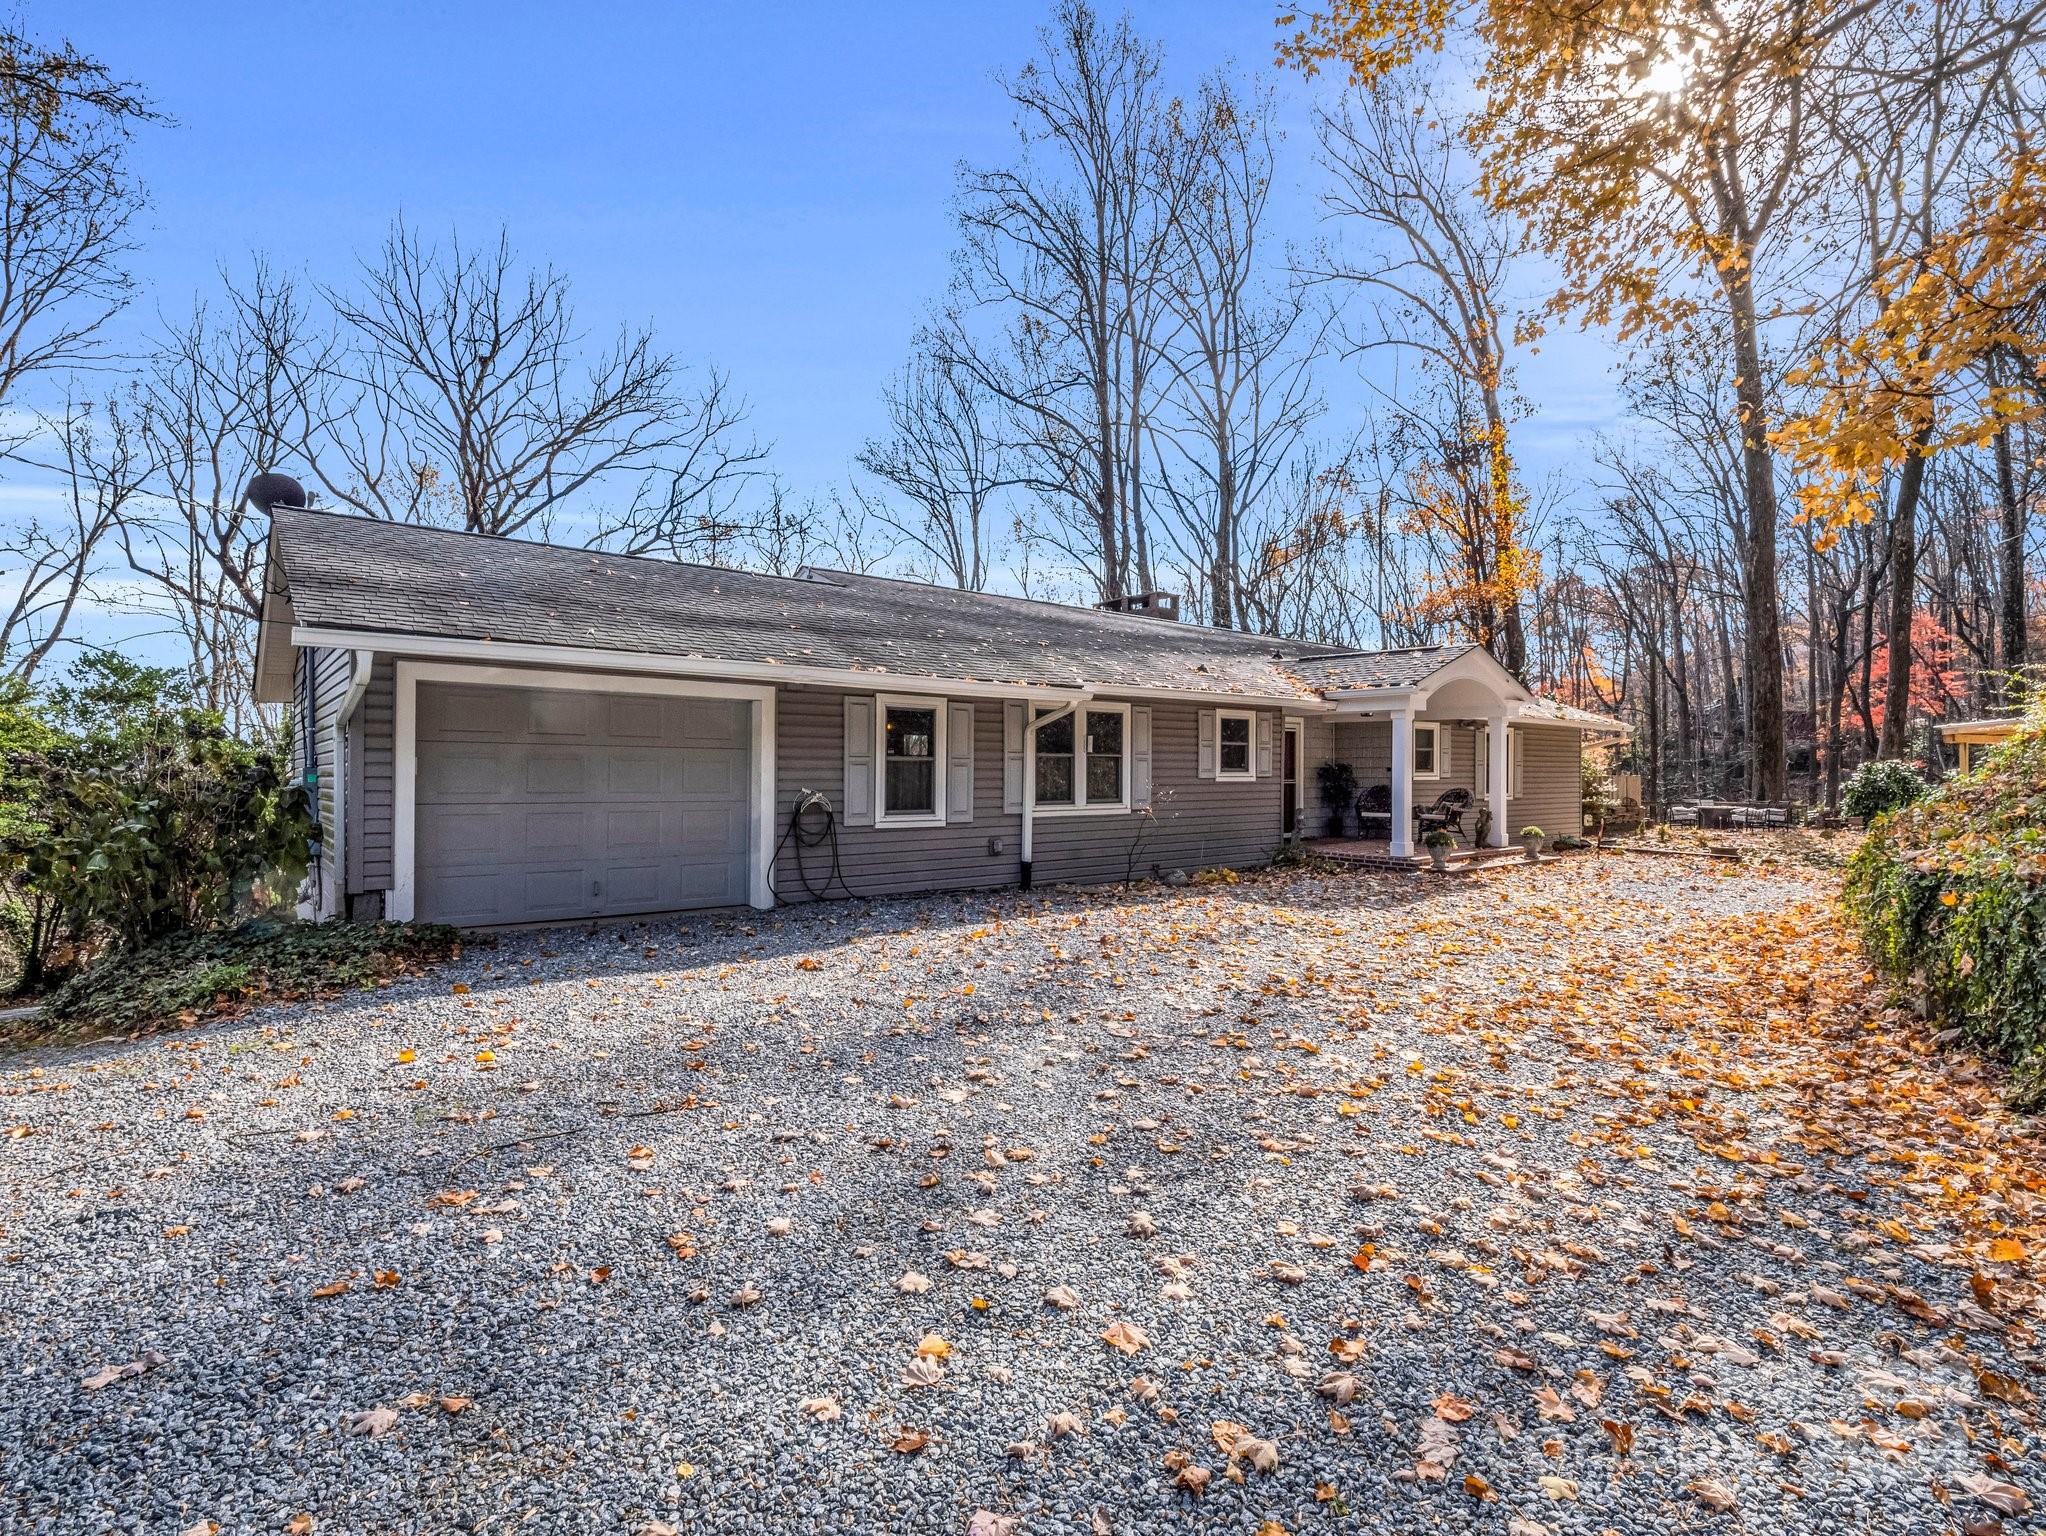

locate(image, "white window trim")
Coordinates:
876 692 947 827
1033 700 1133 816
1413 720 1444 781
1215 708 1257 782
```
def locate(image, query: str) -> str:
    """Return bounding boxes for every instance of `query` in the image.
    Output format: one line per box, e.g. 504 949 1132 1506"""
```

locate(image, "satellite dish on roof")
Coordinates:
244 471 308 512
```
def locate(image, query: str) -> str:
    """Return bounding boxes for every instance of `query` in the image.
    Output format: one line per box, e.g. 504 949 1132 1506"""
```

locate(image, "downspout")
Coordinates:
1019 695 1089 891
329 650 374 920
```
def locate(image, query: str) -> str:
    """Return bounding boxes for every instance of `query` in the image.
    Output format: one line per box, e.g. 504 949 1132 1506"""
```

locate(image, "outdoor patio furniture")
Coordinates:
1416 787 1473 841
1669 804 1699 827
1355 783 1392 839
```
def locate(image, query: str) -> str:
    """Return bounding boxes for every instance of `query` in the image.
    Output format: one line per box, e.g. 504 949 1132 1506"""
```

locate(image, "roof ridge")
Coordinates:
272 505 845 594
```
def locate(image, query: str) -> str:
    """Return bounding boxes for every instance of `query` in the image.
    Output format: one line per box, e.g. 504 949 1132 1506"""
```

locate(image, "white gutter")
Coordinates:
1019 694 1091 889
338 647 375 725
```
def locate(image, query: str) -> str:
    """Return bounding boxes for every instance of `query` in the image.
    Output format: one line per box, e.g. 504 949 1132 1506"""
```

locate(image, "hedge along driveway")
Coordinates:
1846 710 2046 1107
0 856 2039 1535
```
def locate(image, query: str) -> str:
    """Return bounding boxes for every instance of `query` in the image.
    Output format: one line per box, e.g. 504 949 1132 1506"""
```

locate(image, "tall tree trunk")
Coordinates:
1879 434 1932 758
1726 283 1787 799
1995 415 2028 702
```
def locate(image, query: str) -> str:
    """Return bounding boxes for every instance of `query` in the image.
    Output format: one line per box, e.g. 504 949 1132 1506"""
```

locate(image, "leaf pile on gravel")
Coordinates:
1 856 2039 1534
19 917 462 1044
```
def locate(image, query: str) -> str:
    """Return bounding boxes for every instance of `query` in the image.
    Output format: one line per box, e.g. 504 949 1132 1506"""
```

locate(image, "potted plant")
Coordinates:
1316 761 1358 839
1519 825 1545 861
1422 827 1455 871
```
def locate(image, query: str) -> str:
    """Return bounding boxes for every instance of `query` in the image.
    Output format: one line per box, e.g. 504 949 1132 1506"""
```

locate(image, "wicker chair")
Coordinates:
1355 783 1393 839
1416 787 1474 841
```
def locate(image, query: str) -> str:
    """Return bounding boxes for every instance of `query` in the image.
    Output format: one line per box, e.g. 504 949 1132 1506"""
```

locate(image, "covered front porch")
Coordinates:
1297 647 1538 860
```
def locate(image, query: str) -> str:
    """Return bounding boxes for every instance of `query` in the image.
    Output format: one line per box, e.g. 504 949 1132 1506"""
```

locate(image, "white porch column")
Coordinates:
1487 715 1510 847
1388 708 1415 858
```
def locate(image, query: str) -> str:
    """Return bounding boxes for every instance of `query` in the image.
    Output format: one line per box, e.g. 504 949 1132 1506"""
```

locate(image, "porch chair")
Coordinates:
1355 783 1393 839
1416 787 1474 842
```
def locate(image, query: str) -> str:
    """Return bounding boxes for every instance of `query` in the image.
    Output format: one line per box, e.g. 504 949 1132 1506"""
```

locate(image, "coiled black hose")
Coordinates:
768 789 860 904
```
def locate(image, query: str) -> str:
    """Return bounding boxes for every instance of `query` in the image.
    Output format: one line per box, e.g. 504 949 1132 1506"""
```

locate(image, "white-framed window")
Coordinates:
878 694 945 825
1477 726 1522 798
1412 721 1444 780
1216 709 1256 781
1034 702 1132 812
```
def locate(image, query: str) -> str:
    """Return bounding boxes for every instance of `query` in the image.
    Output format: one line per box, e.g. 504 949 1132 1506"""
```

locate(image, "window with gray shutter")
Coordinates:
843 695 876 826
1002 701 1025 813
946 702 974 823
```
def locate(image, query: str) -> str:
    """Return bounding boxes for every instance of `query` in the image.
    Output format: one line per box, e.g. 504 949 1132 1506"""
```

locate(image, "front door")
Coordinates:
1282 723 1300 837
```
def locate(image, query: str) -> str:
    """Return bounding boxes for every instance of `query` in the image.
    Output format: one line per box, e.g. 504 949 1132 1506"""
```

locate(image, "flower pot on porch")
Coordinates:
1427 845 1452 871
1519 829 1545 862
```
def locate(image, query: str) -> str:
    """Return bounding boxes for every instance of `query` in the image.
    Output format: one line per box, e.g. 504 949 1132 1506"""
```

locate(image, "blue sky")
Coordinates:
56 0 1622 574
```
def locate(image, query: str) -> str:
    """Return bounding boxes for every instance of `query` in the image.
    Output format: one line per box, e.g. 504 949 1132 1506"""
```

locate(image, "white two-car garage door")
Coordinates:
414 682 752 926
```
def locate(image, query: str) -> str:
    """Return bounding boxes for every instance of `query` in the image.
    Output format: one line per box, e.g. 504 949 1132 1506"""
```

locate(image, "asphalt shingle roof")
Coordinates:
269 509 1518 707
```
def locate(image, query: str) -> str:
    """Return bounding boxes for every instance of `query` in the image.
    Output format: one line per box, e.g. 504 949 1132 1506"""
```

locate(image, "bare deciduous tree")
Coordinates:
114 266 343 724
1 399 140 677
0 29 152 435
947 1 1192 600
1312 71 1530 674
1149 75 1325 629
857 336 1010 589
320 222 763 544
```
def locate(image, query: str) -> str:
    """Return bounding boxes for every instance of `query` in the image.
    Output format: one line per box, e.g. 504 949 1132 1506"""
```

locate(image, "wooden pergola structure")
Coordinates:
1938 716 2022 774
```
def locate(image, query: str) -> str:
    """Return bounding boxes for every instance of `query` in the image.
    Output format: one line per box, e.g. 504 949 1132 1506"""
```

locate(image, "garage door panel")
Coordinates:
676 804 749 856
680 749 747 796
520 866 591 915
524 749 591 797
418 869 515 927
414 681 753 925
675 698 748 747
418 808 508 867
429 685 523 738
606 750 668 797
606 695 663 740
604 807 662 852
523 807 595 859
418 747 508 802
596 862 664 910
528 692 594 737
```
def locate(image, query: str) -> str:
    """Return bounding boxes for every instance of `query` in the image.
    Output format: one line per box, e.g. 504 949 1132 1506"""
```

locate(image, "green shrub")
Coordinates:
24 919 463 1043
1842 710 2046 1107
1842 758 1928 822
0 655 316 991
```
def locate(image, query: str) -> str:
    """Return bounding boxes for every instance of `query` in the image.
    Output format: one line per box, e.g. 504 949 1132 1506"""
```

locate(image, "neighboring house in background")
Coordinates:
253 509 1624 927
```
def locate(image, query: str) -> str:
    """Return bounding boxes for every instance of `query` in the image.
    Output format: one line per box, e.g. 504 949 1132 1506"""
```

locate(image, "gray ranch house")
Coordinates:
253 509 1622 927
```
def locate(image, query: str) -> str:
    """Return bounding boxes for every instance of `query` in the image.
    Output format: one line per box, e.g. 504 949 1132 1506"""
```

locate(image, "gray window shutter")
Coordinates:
1131 706 1153 808
1197 708 1217 780
946 701 974 824
1256 712 1276 778
1003 701 1025 813
843 695 876 827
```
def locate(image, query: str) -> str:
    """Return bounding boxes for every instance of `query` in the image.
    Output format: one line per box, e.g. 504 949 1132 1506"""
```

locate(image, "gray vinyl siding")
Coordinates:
773 685 1020 902
1506 725 1585 839
350 656 396 893
772 688 1286 903
1032 703 1284 885
295 647 354 913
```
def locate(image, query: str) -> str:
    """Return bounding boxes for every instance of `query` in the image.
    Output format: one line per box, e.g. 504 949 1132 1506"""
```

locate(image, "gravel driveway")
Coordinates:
2 855 2039 1536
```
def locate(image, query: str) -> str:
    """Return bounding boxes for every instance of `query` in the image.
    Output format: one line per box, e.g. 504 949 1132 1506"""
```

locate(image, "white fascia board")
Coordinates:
289 626 1088 703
